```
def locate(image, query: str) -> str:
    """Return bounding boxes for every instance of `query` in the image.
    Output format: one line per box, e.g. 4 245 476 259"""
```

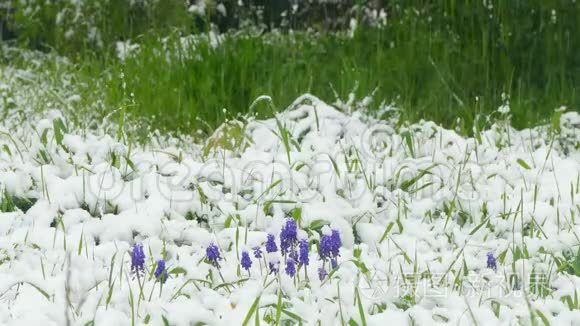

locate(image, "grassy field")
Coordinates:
3 0 579 134
1 2 580 324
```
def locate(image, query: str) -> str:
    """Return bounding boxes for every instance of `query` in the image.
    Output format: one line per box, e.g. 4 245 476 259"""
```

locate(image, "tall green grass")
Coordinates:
4 0 190 53
5 0 580 134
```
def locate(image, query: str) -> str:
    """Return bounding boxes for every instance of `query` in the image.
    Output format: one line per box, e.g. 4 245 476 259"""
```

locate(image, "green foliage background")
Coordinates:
1 0 578 134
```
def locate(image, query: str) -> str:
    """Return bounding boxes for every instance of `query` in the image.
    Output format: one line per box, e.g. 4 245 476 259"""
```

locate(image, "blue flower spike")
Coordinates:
154 259 168 283
285 258 296 278
266 234 278 253
241 250 252 273
131 243 145 276
298 239 309 266
269 261 279 275
319 229 341 271
253 246 263 259
280 219 298 255
206 243 222 268
487 252 497 271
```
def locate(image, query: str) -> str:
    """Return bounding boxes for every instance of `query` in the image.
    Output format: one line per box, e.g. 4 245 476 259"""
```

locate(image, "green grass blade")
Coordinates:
243 296 260 326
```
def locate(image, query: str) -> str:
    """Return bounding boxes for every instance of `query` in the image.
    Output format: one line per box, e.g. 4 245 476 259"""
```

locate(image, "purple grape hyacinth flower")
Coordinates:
319 234 333 260
131 243 145 276
253 246 262 259
241 251 252 271
318 267 327 281
285 258 296 277
298 239 309 266
331 258 338 269
487 252 497 271
266 234 278 253
330 229 341 257
320 229 341 261
280 219 298 255
154 259 167 283
268 261 279 274
206 243 222 268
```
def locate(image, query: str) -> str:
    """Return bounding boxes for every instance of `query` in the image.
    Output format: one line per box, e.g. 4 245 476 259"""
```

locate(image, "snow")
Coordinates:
1 54 580 325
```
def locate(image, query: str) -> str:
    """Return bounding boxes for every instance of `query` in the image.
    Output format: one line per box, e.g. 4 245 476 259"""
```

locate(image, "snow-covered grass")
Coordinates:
0 52 579 325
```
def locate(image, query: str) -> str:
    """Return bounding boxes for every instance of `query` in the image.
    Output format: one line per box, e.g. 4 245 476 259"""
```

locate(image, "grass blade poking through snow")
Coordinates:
275 289 282 326
243 296 260 326
355 287 367 326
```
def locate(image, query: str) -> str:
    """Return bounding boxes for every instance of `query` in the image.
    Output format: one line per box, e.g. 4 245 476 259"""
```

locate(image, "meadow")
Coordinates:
0 1 579 325
4 0 579 133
